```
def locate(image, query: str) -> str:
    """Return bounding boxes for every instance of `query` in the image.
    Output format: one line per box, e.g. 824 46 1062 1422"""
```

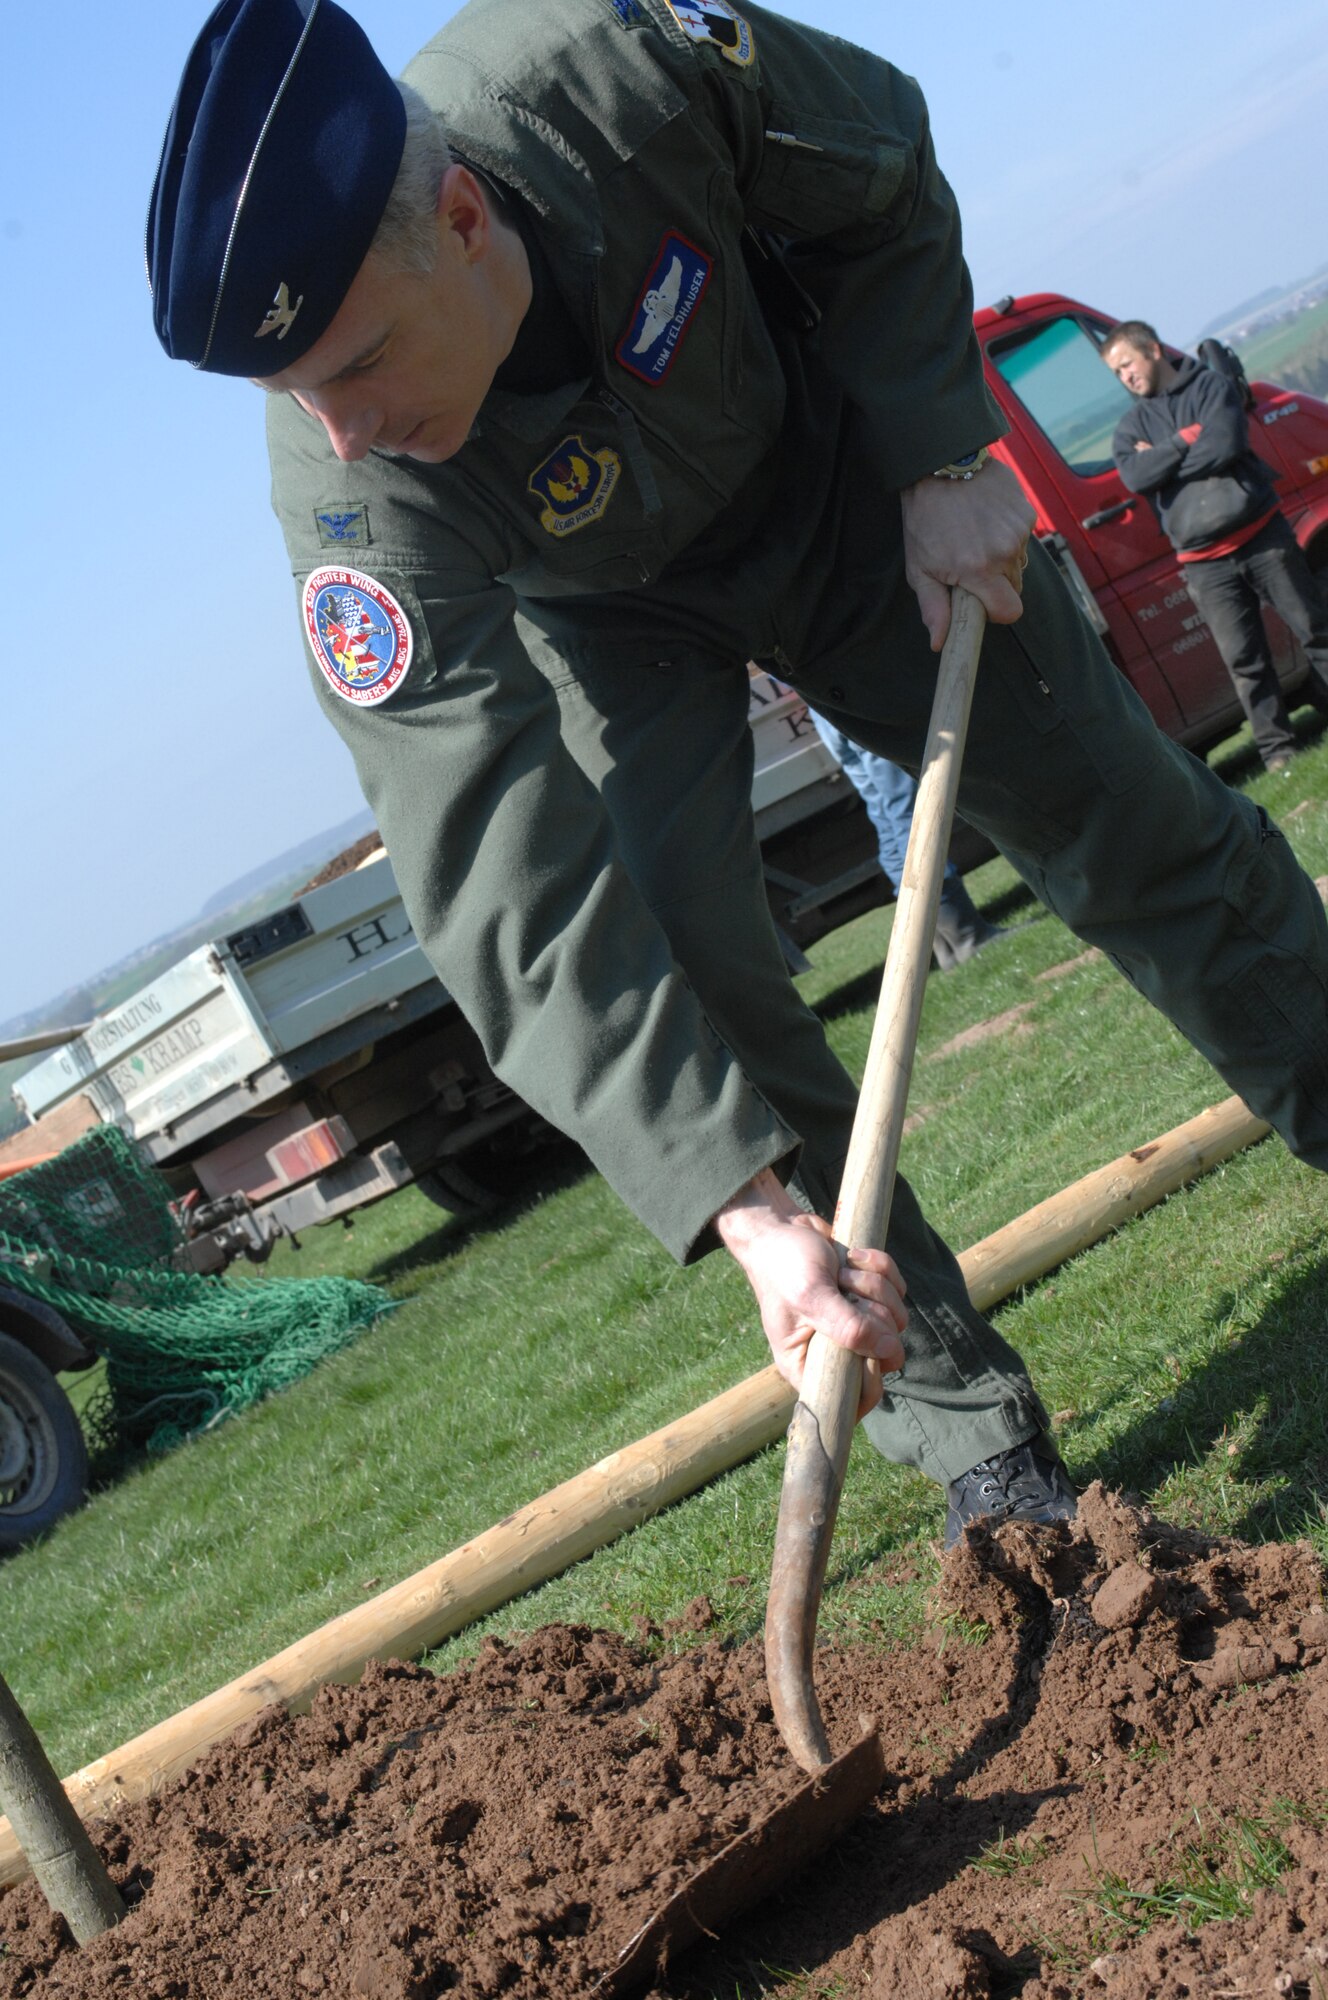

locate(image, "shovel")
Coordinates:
592 592 987 1994
766 587 988 1772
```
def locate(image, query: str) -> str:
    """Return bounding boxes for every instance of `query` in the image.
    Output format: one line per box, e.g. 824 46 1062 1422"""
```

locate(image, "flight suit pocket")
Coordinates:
484 412 667 596
987 595 1144 801
1223 805 1298 943
748 112 913 239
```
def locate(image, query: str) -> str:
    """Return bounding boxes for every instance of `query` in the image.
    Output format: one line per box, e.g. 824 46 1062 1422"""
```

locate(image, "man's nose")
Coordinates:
309 392 378 462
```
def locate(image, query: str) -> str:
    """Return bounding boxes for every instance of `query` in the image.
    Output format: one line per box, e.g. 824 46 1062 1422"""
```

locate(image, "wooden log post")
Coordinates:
961 1091 1269 1309
0 1672 125 1942
0 1091 1269 1888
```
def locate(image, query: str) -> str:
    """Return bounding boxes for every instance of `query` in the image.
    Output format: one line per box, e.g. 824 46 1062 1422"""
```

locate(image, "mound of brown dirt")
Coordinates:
5 1485 1328 1998
296 832 385 896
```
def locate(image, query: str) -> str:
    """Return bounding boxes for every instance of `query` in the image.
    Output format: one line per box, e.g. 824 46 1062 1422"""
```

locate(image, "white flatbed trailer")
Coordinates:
14 677 896 1265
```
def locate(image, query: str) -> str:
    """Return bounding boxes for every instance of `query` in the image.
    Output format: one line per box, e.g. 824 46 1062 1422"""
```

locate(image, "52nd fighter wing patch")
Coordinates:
303 567 413 707
664 0 754 65
616 232 712 386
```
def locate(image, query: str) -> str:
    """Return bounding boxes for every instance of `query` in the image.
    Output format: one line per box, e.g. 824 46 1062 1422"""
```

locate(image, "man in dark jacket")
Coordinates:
1104 319 1328 772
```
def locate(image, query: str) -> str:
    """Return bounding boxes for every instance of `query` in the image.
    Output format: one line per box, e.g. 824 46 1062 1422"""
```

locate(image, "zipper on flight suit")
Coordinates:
597 387 664 523
1011 629 1054 703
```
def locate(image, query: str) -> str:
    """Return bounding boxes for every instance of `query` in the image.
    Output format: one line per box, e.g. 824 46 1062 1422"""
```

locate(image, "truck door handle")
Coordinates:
1081 499 1134 530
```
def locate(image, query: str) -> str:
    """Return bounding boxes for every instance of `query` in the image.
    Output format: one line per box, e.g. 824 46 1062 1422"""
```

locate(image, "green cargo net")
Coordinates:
0 1127 394 1456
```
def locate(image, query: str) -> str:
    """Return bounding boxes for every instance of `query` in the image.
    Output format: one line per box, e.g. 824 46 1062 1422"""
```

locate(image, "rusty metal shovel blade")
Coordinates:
590 1726 885 1997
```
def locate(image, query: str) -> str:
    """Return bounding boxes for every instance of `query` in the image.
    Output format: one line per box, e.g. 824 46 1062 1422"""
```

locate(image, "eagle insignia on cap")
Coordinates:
256 281 305 341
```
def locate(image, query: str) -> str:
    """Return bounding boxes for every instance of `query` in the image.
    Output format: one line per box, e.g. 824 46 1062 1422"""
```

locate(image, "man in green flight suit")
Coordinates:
149 0 1328 1545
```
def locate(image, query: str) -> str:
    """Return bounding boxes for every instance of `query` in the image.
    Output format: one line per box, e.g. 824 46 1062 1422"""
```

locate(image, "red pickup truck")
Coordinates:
978 292 1328 747
758 293 1328 948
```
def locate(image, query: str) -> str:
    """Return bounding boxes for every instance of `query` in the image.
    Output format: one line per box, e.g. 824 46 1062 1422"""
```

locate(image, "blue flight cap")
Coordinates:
148 0 407 376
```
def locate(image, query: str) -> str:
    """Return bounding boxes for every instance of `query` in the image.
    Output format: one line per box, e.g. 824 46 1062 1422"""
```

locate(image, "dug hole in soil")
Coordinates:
6 1484 1328 1999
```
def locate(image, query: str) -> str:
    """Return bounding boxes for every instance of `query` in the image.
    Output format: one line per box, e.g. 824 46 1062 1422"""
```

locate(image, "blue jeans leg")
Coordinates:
809 709 959 892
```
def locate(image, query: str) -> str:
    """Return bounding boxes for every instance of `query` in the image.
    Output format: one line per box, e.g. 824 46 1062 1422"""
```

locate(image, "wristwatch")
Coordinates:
931 446 992 482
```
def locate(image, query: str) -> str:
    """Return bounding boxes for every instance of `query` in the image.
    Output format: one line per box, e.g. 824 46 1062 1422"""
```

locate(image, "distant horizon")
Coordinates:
1197 261 1328 342
0 803 377 1041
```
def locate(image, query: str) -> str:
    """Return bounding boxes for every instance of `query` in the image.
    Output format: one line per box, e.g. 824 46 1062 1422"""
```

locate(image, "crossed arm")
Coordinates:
1116 373 1250 491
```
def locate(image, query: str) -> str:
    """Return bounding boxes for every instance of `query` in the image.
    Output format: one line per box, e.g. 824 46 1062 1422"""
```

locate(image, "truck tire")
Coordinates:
0 1332 88 1553
415 1157 504 1218
415 1127 583 1220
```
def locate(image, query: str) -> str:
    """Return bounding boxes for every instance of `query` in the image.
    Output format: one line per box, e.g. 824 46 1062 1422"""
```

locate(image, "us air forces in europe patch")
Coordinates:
665 0 754 65
617 232 712 386
528 437 622 536
304 567 413 707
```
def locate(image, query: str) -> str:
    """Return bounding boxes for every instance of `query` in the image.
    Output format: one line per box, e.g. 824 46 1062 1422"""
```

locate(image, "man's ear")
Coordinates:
436 163 489 262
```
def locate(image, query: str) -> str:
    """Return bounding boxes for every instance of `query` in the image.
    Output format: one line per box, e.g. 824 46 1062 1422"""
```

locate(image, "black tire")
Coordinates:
415 1124 583 1220
414 1157 504 1218
0 1332 88 1553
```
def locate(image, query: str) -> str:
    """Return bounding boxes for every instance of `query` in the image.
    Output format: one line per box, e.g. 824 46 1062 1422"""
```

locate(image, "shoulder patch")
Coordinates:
527 436 622 537
304 567 413 707
616 232 712 386
664 0 754 65
602 0 646 21
314 503 372 547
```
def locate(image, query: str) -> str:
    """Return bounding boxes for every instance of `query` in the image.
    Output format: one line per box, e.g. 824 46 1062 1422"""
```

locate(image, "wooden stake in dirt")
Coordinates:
0 1090 1270 1888
0 1671 125 1943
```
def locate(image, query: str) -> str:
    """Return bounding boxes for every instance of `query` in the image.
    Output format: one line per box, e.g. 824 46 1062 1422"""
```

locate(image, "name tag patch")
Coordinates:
616 233 712 386
665 0 754 65
528 436 622 536
314 504 372 547
304 567 413 707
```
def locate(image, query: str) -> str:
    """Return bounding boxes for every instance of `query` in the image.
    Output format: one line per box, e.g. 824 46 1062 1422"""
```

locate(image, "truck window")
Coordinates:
990 317 1135 477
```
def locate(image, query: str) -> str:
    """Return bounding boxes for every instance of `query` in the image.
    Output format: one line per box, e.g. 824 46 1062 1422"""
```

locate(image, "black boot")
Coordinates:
944 1438 1078 1548
932 878 1006 970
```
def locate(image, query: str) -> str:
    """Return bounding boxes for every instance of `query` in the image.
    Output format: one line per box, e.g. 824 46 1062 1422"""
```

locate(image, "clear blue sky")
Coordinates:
4 0 1326 1023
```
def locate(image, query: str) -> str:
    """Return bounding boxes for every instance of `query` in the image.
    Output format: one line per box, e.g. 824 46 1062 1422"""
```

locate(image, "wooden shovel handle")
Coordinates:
765 588 988 1772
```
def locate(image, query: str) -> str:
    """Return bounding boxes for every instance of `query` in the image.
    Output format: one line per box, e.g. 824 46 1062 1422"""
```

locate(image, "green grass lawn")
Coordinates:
7 705 1328 1787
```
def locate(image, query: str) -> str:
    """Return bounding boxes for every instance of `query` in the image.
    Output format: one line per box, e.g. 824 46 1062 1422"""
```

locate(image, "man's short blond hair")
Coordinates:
370 83 452 275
